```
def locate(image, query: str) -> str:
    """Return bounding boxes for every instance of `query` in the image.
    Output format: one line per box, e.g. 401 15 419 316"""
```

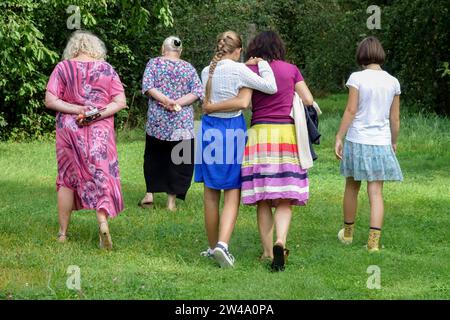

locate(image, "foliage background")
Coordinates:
0 0 449 140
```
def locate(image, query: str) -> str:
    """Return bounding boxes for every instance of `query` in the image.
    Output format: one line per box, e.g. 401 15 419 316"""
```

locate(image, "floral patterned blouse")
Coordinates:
142 57 204 141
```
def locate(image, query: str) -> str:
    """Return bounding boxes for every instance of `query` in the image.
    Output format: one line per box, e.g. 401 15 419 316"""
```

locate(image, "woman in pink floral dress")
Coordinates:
44 30 127 250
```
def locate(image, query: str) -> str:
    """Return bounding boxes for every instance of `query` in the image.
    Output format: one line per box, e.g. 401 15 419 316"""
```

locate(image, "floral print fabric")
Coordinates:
142 57 204 141
46 60 125 217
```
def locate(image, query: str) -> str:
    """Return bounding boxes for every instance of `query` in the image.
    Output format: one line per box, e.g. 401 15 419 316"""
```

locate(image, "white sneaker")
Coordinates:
200 248 214 259
213 244 235 268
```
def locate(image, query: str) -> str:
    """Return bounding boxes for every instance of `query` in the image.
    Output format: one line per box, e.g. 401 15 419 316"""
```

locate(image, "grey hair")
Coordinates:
162 36 183 53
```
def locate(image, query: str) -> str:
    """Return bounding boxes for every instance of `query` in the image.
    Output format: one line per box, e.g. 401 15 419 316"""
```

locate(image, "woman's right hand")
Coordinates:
335 138 344 160
245 57 263 65
202 101 213 114
162 98 177 112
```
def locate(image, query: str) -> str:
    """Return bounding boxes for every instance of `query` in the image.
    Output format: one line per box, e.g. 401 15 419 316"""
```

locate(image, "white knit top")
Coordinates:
201 59 277 118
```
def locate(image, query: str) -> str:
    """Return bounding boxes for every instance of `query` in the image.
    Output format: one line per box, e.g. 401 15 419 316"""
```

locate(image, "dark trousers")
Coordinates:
143 135 194 200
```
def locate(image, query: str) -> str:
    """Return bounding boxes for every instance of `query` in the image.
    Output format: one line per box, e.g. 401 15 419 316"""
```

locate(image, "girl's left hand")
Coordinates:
392 143 398 154
335 138 343 160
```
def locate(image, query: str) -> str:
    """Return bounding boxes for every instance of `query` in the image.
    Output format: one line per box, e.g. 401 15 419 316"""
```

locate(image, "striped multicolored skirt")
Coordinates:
241 123 309 206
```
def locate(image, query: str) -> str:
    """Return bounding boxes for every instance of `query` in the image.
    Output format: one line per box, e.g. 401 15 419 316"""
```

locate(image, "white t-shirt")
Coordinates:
346 69 401 146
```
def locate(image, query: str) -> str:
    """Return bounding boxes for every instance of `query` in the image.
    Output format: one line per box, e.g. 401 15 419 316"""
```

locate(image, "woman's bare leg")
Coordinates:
97 209 112 250
167 194 177 211
57 187 74 239
257 200 274 258
218 189 241 245
274 200 293 247
142 192 154 203
204 186 221 249
96 209 108 225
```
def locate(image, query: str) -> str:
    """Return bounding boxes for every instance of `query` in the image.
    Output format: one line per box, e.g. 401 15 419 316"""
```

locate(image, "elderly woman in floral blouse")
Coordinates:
139 36 204 211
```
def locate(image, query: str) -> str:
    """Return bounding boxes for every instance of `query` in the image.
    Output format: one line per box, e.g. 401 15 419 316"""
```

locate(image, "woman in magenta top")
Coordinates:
206 31 314 272
44 30 127 250
248 59 304 125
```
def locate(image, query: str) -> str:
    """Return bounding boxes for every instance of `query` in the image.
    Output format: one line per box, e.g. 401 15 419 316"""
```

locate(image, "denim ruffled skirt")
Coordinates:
340 140 403 182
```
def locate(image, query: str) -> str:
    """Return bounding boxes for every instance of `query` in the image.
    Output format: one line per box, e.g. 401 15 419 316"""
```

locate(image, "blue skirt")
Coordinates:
194 114 247 190
340 140 403 182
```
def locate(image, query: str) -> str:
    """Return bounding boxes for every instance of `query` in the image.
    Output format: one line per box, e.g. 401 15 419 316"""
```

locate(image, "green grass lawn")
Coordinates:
0 94 449 300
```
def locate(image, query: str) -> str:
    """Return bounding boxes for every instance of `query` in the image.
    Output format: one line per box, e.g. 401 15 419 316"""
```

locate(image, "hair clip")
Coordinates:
173 39 181 47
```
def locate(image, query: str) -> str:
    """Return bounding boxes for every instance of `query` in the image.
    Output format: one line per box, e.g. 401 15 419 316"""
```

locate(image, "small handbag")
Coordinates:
76 108 101 126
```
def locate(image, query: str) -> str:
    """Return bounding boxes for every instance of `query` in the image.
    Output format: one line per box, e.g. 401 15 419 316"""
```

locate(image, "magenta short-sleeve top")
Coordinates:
248 60 304 125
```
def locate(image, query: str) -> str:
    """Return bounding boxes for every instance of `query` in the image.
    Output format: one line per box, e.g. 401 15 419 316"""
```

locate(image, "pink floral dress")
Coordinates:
46 60 125 217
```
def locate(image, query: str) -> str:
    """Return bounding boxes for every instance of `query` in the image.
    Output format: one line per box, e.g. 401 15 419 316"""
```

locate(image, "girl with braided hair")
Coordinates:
195 31 278 268
203 31 314 272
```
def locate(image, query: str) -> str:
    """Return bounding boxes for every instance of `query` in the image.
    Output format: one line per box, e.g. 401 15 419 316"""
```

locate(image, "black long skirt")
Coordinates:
144 135 194 200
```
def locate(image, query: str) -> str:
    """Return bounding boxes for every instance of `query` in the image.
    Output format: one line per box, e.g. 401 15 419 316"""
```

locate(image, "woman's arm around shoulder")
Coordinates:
238 60 277 94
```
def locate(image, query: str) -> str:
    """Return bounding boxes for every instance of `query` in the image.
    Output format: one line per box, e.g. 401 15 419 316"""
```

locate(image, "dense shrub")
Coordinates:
0 0 173 140
0 1 59 140
274 0 449 112
383 0 450 114
0 0 448 140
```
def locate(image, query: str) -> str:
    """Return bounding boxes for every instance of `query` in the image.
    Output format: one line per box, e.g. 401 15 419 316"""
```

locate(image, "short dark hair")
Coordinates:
356 36 386 66
246 31 286 62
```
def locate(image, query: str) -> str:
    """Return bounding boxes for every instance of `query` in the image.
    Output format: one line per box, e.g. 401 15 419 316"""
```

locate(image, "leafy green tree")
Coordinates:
1 0 449 140
0 1 59 140
0 0 172 140
383 0 450 114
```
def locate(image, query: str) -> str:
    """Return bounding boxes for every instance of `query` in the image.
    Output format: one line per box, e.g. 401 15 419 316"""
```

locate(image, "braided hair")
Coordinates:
205 31 243 103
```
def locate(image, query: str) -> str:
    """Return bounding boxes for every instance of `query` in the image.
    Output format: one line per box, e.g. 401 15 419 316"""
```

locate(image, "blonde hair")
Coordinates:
162 36 183 53
62 30 107 60
205 31 243 103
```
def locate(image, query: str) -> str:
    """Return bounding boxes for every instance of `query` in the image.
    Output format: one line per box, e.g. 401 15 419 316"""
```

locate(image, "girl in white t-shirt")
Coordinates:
335 36 403 252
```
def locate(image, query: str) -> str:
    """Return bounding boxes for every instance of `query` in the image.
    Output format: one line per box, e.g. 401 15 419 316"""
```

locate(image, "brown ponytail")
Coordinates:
204 31 243 103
